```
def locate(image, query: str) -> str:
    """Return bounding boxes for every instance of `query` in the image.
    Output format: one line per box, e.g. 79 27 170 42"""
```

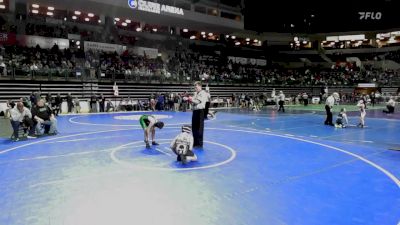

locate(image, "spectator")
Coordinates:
66 93 73 113
31 99 58 135
99 94 106 112
54 93 62 115
10 102 36 140
383 97 396 114
106 99 115 112
74 97 80 113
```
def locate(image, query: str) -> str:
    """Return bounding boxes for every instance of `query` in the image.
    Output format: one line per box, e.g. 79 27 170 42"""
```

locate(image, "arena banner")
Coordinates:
84 41 126 54
0 33 16 45
68 34 81 40
130 46 158 59
17 35 69 49
228 56 267 66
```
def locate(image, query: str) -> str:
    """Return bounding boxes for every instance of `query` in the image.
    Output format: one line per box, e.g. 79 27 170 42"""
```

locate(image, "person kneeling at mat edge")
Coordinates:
335 108 349 128
139 114 164 148
170 125 197 164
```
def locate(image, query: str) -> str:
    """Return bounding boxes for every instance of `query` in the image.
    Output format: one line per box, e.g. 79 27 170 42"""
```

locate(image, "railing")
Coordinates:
1 67 399 87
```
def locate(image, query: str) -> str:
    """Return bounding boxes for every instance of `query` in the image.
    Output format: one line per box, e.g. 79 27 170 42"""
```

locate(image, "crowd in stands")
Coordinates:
0 45 85 77
1 42 399 87
25 22 104 42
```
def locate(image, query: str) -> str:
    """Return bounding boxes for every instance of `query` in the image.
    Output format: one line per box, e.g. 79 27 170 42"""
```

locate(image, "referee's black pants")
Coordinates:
192 109 205 146
325 105 333 125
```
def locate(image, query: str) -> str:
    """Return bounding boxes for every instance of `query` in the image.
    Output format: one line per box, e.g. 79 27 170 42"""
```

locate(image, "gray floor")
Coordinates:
0 118 12 138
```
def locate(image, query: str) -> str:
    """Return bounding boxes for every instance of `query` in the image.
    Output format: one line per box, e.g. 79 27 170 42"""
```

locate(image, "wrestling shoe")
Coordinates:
145 141 150 148
152 141 159 146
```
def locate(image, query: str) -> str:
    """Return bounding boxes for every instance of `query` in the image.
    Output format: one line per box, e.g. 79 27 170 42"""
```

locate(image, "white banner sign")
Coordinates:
358 83 376 88
228 56 267 66
18 35 70 49
84 41 126 54
131 46 158 59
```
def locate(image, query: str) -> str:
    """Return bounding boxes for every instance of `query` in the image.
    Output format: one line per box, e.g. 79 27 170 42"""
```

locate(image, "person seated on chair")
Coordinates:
10 102 36 141
139 114 164 148
383 97 396 114
31 99 58 135
106 99 115 112
170 125 197 164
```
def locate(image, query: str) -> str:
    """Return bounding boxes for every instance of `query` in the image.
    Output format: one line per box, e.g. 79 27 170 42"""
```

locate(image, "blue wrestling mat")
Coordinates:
0 109 399 225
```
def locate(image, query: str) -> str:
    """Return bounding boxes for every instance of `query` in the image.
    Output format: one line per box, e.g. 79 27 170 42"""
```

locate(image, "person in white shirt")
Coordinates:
10 102 36 140
357 100 366 128
383 97 395 114
191 81 207 148
325 92 339 126
278 91 285 112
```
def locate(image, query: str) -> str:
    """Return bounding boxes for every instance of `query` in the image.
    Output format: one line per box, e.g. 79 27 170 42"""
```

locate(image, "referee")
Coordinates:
191 81 207 148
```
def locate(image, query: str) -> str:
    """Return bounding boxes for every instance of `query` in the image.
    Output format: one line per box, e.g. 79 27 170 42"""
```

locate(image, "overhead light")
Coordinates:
302 41 308 44
183 28 188 32
72 16 77 20
76 41 80 45
208 33 213 36
225 35 230 38
64 17 67 21
46 12 53 16
201 31 205 35
74 11 81 15
32 4 39 8
202 35 206 38
115 18 120 21
122 22 127 26
246 42 250 45
48 6 54 10
235 42 240 46
88 13 94 17
294 37 299 42
84 18 89 22
290 43 294 46
190 35 196 40
125 19 131 23
311 14 315 18
254 39 258 42
246 38 250 41
32 9 39 14
77 46 80 49
152 28 157 32
290 24 295 28
136 27 142 32
231 36 236 39
98 20 102 23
